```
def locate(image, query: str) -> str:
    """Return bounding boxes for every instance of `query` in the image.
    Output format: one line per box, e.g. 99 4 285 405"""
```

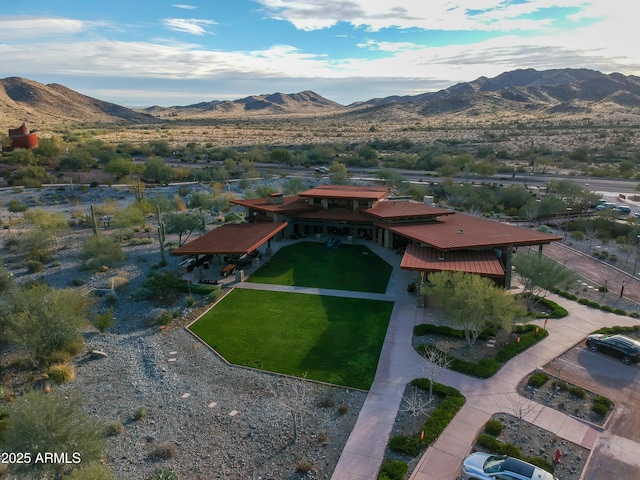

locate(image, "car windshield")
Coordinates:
483 455 506 473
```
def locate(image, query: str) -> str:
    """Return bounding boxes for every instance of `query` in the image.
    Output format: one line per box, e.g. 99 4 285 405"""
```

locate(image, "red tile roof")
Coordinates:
383 213 562 250
401 244 505 276
292 208 373 222
366 200 454 220
170 222 288 256
231 196 312 214
299 184 389 201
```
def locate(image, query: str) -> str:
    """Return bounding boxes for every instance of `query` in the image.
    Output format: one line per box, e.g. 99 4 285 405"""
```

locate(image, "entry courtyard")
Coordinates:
188 241 395 389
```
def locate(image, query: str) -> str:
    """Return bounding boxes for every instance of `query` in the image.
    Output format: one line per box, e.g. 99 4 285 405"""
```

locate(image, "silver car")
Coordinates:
460 453 558 480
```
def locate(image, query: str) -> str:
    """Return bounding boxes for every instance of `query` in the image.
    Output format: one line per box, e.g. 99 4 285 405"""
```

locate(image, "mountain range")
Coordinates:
2 68 640 130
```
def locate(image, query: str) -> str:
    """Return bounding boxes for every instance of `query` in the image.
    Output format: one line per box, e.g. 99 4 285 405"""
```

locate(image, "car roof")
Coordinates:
503 457 535 478
606 334 640 346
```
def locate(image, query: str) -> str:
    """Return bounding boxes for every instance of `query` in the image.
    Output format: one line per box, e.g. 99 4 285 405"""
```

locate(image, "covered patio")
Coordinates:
170 222 288 283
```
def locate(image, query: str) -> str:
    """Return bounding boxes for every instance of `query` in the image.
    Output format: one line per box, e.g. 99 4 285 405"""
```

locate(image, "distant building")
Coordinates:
2 122 39 152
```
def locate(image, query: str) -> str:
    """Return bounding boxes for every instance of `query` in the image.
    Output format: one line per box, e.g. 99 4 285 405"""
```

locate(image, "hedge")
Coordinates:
476 429 554 474
414 324 548 378
378 459 408 480
388 379 464 457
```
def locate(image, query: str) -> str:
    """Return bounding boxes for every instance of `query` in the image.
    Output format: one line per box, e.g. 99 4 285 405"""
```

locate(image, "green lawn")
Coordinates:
247 241 393 293
189 289 393 390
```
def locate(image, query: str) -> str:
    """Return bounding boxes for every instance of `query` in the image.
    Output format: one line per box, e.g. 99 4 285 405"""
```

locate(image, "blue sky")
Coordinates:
1 1 636 107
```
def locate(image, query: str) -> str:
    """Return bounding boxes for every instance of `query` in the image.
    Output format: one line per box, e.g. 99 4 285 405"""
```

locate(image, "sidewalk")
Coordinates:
327 242 640 480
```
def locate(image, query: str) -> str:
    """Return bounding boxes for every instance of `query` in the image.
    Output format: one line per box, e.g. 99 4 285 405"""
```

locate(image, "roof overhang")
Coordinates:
401 244 505 277
384 213 562 250
170 222 288 256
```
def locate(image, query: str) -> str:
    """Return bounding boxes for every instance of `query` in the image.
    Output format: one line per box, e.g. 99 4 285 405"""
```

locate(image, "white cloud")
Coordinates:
0 16 89 40
357 39 423 52
162 18 216 35
254 0 596 32
172 4 197 9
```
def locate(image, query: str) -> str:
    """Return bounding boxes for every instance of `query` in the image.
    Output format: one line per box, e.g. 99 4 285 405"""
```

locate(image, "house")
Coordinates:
230 185 562 288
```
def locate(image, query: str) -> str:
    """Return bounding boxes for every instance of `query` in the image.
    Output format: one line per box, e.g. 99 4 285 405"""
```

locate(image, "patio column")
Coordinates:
504 246 513 289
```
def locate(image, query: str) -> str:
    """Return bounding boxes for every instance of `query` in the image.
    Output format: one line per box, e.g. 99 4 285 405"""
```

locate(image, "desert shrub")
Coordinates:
151 442 177 459
318 396 335 408
476 433 501 451
337 404 348 415
378 459 408 480
591 402 609 416
527 372 549 388
79 233 125 272
568 386 585 399
570 231 585 240
295 462 312 474
156 310 174 326
389 435 421 457
150 467 178 480
94 309 115 333
26 260 44 273
47 363 75 384
553 380 569 391
592 395 612 416
131 287 152 301
143 270 184 301
484 419 504 436
65 462 114 480
133 406 147 421
185 295 196 307
105 420 124 436
498 442 522 457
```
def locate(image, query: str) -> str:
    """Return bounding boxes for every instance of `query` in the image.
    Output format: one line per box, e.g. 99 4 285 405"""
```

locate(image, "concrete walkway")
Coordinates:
234 239 640 479
326 242 640 480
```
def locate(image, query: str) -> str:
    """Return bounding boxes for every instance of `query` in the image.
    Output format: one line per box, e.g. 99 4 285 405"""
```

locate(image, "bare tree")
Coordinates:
420 345 452 402
399 385 432 417
504 393 540 444
269 374 314 444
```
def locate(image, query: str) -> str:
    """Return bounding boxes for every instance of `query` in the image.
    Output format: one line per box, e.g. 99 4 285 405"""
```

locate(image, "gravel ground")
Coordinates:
0 186 366 480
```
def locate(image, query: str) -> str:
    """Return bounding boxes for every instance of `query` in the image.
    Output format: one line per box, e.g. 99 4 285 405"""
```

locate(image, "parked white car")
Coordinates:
460 453 558 480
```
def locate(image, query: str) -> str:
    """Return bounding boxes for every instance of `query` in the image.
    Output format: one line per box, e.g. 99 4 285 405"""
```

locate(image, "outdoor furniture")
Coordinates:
220 264 237 277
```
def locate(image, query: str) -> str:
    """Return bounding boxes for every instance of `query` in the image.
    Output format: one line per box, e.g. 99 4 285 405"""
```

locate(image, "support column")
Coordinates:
504 246 513 289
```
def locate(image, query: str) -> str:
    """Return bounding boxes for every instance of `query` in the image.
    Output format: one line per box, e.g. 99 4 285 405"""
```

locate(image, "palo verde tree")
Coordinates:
79 233 126 272
1 389 108 479
422 271 522 346
163 211 203 245
512 252 576 312
0 284 92 368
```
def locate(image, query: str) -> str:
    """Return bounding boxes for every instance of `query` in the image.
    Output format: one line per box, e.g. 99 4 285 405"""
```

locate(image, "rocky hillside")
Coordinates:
346 68 640 120
3 69 640 130
143 90 343 118
0 77 157 130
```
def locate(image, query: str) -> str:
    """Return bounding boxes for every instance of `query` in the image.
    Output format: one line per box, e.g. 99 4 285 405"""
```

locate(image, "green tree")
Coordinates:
270 148 292 163
1 390 106 478
188 191 215 211
104 157 141 178
422 271 521 345
329 161 349 185
1 284 90 367
163 211 203 245
144 156 174 183
283 177 306 196
24 208 69 242
60 146 93 171
376 168 407 189
498 185 531 210
512 253 576 311
79 233 125 272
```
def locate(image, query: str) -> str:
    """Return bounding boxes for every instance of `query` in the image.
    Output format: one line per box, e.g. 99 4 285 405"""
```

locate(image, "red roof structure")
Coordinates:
401 244 505 277
365 200 454 220
170 222 287 256
382 212 561 250
299 184 389 201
